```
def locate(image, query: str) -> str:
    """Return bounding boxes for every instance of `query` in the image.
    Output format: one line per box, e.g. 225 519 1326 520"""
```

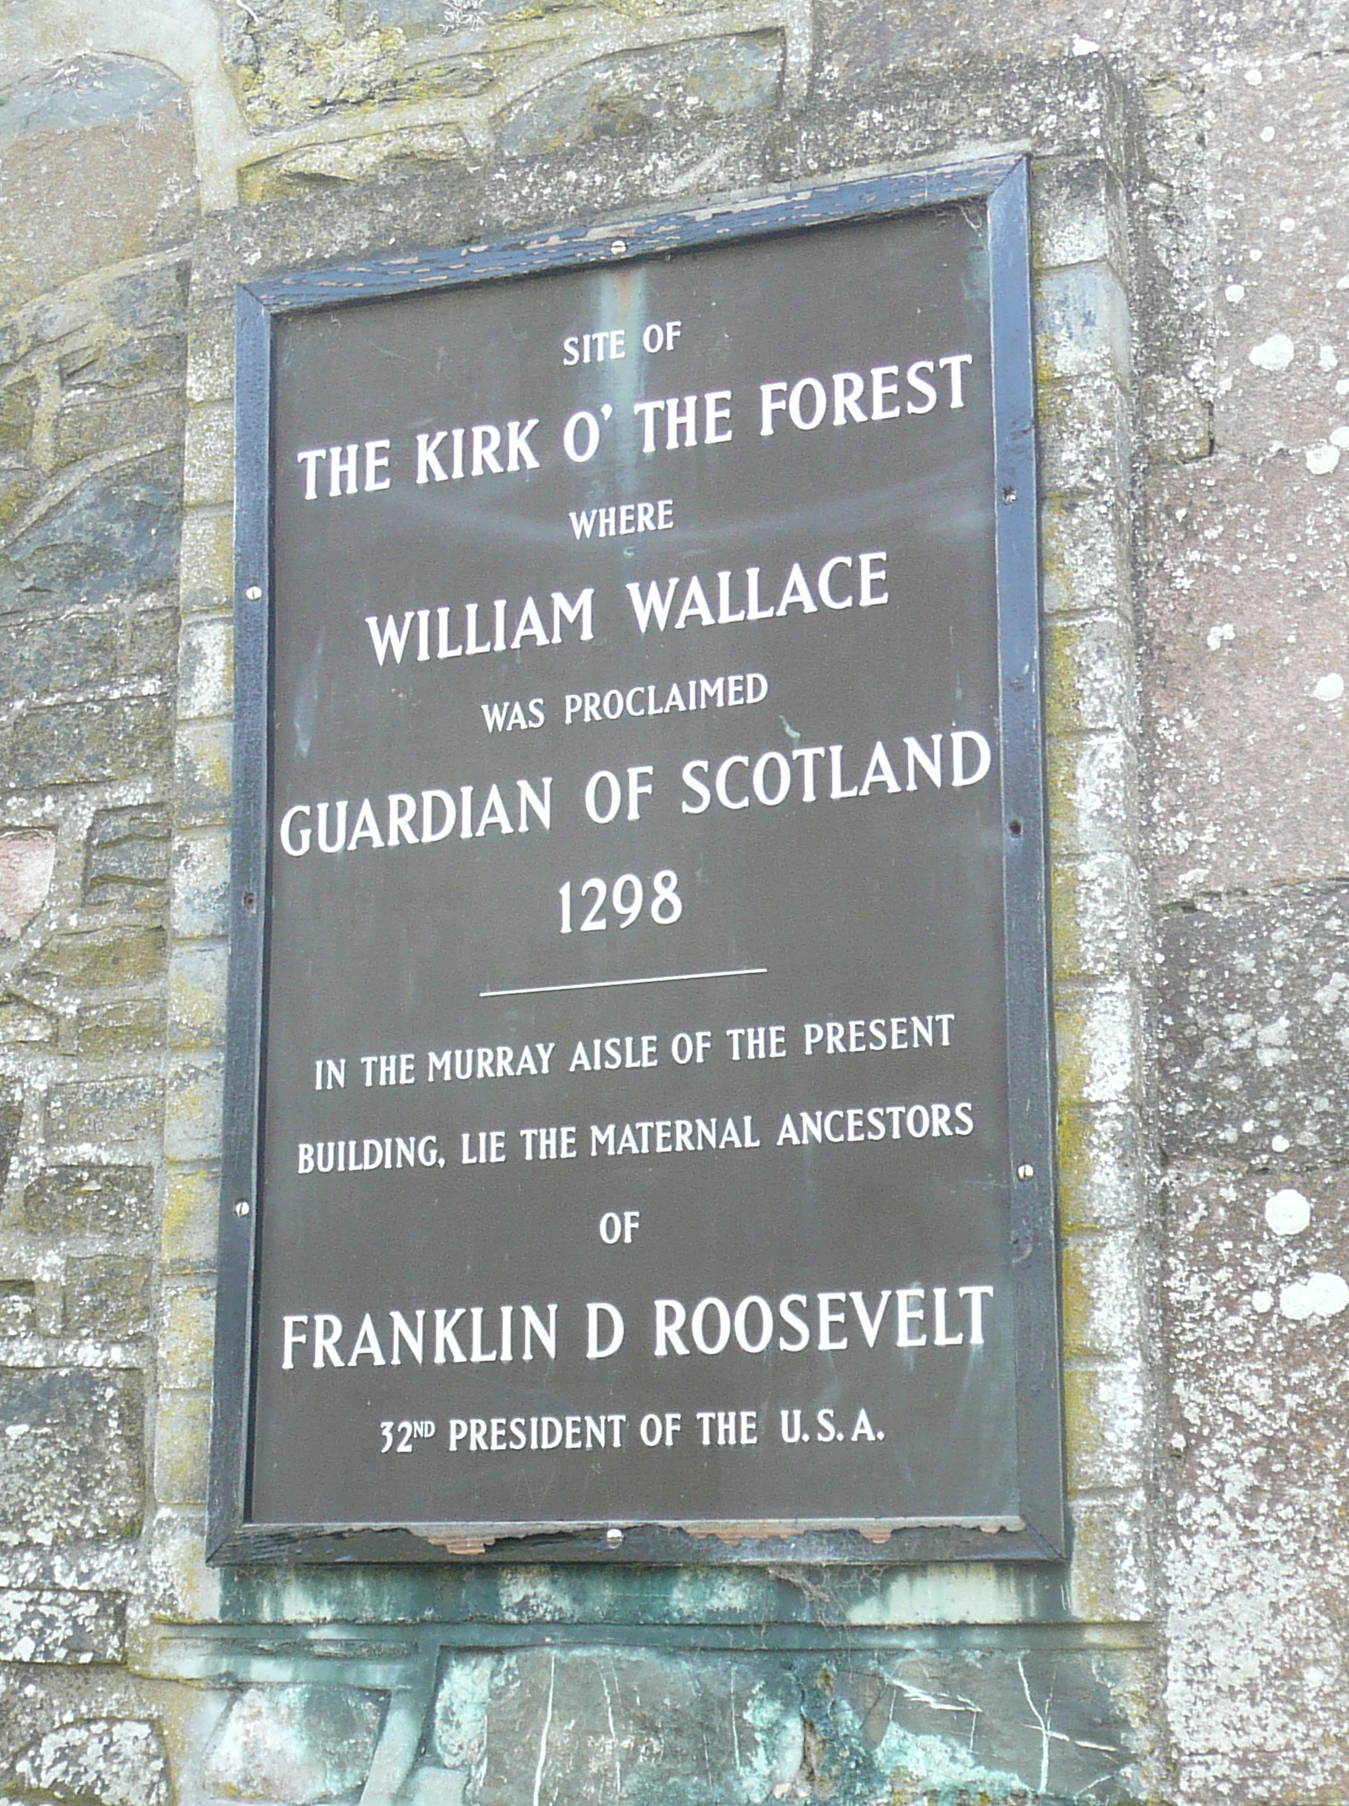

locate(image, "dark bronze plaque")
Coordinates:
211 158 1062 1562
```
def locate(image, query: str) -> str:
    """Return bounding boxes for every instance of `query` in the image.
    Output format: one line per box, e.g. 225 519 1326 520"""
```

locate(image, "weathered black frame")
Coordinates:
208 154 1063 1566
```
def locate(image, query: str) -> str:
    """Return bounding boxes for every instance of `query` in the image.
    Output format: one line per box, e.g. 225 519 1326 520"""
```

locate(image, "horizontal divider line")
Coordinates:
481 966 767 999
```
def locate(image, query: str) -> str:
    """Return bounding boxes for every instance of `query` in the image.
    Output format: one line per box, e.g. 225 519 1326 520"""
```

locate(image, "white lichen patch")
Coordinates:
1311 672 1345 702
1254 1016 1292 1067
1312 970 1348 1011
1278 1273 1349 1321
1264 1188 1311 1237
1248 331 1295 371
1304 443 1341 475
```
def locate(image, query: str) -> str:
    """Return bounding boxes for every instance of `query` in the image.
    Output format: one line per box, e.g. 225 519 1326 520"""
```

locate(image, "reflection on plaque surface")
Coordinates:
211 158 1063 1563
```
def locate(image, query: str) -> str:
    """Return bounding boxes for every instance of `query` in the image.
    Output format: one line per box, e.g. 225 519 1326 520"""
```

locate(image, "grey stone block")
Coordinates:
158 1282 214 1390
181 403 233 508
178 507 232 616
0 1368 144 1541
1068 1489 1155 1623
0 58 194 309
164 1059 223 1163
184 305 234 405
1057 1102 1148 1232
54 389 182 468
1037 370 1130 497
100 263 190 331
1045 614 1139 739
161 1165 222 1271
0 1282 36 1335
497 33 785 159
120 605 178 680
0 1587 126 1664
0 1082 22 1197
1050 851 1142 982
5 1716 168 1806
177 616 232 721
815 0 1338 79
1062 1228 1148 1361
152 1389 210 1505
1056 980 1144 1109
1032 156 1128 275
0 451 181 614
18 1164 153 1236
1205 60 1349 459
7 695 173 788
1064 1358 1150 1493
1165 1163 1349 1802
239 125 478 203
45 1079 161 1149
1035 262 1131 383
1146 453 1349 900
800 48 1119 160
20 926 166 994
0 377 37 456
1047 731 1137 860
83 803 172 911
63 1255 152 1339
58 330 187 393
0 613 119 708
73 998 166 1058
0 997 57 1046
1160 884 1349 1169
174 719 232 826
171 830 230 938
167 943 227 1050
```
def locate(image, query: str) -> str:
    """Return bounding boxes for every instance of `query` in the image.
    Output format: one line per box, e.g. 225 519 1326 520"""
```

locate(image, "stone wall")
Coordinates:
0 1 1343 1803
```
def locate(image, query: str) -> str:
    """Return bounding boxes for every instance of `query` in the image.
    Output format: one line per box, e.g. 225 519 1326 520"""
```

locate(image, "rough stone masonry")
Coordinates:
0 0 1344 1802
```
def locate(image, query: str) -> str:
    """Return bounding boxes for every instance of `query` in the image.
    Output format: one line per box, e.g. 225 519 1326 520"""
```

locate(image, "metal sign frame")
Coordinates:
208 154 1063 1566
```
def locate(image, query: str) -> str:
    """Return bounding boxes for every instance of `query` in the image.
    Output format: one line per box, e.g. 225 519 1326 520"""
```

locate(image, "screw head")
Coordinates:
1016 1163 1035 1182
605 1526 624 1546
245 586 262 600
610 239 627 257
234 1199 251 1217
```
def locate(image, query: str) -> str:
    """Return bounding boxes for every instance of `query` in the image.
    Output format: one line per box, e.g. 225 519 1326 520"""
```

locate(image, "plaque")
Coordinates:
210 156 1063 1562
